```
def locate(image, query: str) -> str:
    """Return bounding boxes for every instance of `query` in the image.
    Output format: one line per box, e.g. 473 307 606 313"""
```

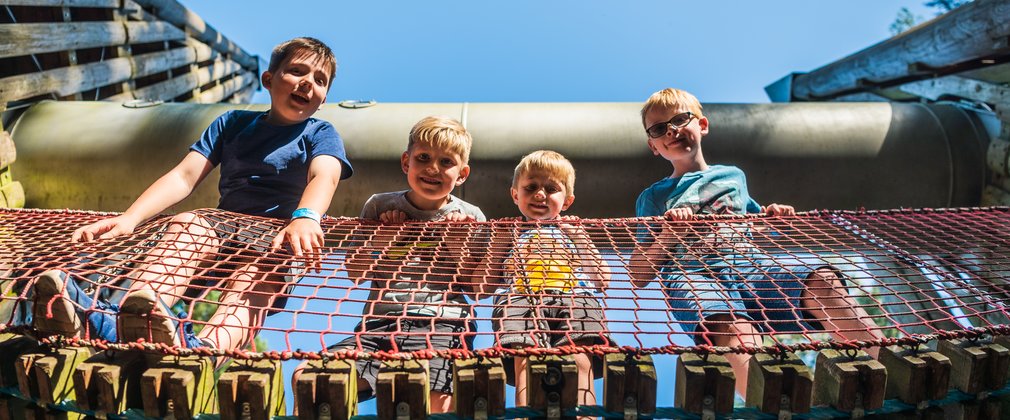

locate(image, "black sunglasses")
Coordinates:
645 112 696 138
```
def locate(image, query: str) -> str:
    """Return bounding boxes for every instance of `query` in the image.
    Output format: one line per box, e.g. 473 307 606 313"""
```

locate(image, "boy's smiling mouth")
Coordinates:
291 92 310 105
419 176 442 185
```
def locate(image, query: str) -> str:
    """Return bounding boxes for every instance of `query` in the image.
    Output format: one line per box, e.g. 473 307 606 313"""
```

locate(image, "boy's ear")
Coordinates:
562 194 575 211
647 138 660 156
510 187 520 205
261 71 273 89
455 164 470 186
400 151 410 174
698 116 710 136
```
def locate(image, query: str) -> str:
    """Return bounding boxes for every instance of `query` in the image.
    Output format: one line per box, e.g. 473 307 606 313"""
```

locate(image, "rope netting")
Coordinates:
1 206 1009 362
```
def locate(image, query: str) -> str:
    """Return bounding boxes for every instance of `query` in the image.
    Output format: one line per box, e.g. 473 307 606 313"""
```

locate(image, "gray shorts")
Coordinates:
492 292 611 349
328 318 476 401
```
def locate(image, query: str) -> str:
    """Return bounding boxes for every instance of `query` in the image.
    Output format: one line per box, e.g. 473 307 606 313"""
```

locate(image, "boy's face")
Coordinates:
511 171 574 220
401 143 470 210
262 51 331 125
644 106 708 162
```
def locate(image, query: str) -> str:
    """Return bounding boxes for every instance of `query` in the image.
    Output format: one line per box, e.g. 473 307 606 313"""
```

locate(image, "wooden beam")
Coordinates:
129 72 197 101
0 132 15 170
0 57 131 103
0 0 118 7
790 0 1010 100
0 22 184 60
194 71 255 104
131 0 257 70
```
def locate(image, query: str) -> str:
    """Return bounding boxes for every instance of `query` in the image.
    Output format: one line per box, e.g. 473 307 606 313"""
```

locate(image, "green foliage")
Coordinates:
890 0 973 35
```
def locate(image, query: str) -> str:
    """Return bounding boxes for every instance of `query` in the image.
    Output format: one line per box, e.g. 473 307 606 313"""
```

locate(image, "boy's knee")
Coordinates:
573 353 593 373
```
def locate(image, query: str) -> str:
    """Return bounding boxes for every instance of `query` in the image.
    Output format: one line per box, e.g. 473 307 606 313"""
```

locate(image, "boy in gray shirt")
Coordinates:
294 116 484 414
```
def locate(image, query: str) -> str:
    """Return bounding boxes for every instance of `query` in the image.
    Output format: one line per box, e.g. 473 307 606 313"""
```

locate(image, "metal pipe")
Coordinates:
8 101 991 218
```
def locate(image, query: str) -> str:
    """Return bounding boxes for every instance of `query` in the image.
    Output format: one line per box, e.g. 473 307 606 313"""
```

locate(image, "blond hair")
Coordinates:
268 37 338 86
640 88 704 127
512 150 576 198
408 116 473 164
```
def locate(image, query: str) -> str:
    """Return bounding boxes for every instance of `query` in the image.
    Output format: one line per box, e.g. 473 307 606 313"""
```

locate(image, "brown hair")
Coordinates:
268 37 337 86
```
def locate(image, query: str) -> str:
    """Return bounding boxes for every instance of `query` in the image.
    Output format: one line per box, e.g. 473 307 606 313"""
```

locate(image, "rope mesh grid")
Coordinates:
0 206 1008 362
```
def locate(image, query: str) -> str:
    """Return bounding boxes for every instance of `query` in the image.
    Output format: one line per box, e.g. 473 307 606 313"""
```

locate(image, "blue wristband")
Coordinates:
291 208 322 224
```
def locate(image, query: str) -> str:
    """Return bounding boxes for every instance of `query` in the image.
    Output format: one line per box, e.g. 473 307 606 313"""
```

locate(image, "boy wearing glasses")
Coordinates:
628 88 882 396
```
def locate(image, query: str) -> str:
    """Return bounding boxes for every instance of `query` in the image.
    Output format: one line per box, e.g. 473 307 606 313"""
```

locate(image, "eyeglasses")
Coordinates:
645 112 696 138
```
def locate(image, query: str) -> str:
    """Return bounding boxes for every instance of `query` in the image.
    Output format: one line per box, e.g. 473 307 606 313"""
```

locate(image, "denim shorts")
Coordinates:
660 253 824 335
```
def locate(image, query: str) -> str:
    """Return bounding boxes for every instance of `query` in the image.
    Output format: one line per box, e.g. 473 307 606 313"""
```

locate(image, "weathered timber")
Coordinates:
745 352 813 416
813 349 886 415
0 21 184 59
453 357 506 420
0 57 132 103
130 0 257 70
878 346 951 406
295 359 357 420
0 334 43 388
789 0 1010 100
1 0 117 7
218 359 285 420
675 353 734 418
72 351 147 416
140 355 217 418
603 354 656 420
0 177 25 209
0 394 30 420
527 355 579 420
1 132 16 169
193 71 255 104
376 359 429 420
15 347 93 405
938 339 1010 395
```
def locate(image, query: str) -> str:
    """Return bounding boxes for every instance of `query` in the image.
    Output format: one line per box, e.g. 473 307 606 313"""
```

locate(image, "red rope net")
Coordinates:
1 207 1008 361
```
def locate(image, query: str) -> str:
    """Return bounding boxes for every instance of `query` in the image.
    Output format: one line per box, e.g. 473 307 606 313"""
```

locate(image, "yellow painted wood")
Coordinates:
218 359 285 420
295 359 358 420
453 357 506 420
15 347 93 405
72 351 147 415
140 355 218 418
376 359 429 420
745 352 812 415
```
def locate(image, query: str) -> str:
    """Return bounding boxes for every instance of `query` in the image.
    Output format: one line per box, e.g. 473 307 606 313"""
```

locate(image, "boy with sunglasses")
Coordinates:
628 88 882 396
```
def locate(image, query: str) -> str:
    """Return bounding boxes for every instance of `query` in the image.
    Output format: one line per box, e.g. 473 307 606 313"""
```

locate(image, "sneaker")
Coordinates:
31 270 118 341
118 289 179 345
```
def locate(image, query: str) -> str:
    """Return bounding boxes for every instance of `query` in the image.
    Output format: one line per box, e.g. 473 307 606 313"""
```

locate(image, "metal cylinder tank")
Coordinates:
7 100 990 218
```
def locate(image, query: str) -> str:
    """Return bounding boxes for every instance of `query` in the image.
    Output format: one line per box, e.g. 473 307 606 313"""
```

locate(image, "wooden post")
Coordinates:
295 359 358 420
218 359 285 420
0 334 42 388
526 355 579 420
812 349 886 416
941 396 1002 420
745 352 812 416
140 355 218 418
72 351 147 415
938 339 1010 395
878 346 950 407
0 394 30 420
15 347 92 405
375 359 429 420
603 354 656 420
675 353 734 419
453 357 505 420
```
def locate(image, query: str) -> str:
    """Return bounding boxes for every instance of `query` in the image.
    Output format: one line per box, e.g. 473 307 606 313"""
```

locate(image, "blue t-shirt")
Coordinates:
190 110 353 218
635 165 761 218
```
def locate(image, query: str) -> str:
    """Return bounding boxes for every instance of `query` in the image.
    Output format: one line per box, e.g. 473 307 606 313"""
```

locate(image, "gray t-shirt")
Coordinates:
359 191 486 319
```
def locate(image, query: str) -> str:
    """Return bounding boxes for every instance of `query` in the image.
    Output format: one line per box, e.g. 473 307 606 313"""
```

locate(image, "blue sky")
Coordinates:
177 1 940 414
182 1 937 105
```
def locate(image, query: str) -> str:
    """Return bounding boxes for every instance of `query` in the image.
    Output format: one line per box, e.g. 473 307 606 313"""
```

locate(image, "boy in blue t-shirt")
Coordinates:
629 88 882 395
30 37 353 354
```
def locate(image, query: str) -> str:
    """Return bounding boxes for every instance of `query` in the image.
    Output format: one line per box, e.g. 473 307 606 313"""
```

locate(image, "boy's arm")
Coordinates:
271 155 343 261
72 151 214 242
628 208 694 287
467 226 510 297
560 219 611 290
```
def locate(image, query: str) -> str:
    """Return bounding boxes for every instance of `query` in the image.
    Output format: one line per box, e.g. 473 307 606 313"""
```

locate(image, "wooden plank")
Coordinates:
453 357 506 420
745 352 812 415
0 22 183 59
72 351 147 415
812 349 886 415
0 57 131 103
131 0 258 70
295 359 357 420
375 359 429 420
217 359 285 420
1 0 118 7
130 72 197 102
603 354 657 419
229 84 257 104
1 180 25 209
0 334 43 388
140 355 217 418
938 339 1010 395
15 347 93 405
790 0 1010 100
527 355 579 419
195 58 243 86
0 132 15 169
194 71 255 104
675 353 734 417
132 46 197 78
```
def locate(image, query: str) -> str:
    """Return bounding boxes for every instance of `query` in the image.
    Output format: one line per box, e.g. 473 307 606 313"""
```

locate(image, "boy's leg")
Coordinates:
801 268 884 358
513 356 529 407
125 212 222 306
573 353 596 416
700 314 761 397
196 264 285 352
31 269 117 340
